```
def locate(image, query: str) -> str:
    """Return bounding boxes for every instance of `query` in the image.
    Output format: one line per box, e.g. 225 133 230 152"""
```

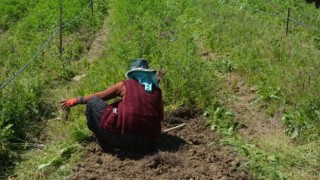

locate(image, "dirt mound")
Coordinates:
69 107 249 180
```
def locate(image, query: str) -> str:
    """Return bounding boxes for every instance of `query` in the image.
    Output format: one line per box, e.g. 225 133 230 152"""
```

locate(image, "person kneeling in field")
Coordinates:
61 59 165 148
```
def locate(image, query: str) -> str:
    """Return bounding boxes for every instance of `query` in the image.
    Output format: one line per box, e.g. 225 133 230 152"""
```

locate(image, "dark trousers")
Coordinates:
85 96 106 141
85 96 156 149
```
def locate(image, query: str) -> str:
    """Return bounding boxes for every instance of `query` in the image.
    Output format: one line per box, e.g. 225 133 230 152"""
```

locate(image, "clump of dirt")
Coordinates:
163 106 201 125
140 151 183 169
69 107 250 180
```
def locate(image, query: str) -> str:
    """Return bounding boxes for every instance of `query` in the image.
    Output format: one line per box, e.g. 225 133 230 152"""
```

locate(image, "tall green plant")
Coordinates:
0 0 39 31
97 0 220 108
0 0 108 175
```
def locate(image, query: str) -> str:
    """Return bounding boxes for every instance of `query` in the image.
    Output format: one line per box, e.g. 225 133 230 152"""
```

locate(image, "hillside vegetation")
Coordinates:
1 0 320 179
0 0 108 176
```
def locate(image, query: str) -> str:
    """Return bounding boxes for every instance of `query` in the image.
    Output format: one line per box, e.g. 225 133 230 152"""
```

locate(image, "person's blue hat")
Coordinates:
125 58 156 78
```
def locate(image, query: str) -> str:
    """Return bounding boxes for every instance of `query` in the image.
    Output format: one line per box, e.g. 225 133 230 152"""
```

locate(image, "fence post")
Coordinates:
286 7 290 36
308 75 311 88
90 0 94 17
90 0 95 39
59 0 63 55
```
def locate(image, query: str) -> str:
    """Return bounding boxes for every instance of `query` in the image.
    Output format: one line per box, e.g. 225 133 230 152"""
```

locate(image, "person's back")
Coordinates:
99 79 163 139
118 79 163 139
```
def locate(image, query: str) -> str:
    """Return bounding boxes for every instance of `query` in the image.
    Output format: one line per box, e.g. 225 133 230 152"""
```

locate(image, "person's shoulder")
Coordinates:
114 81 124 87
123 79 138 84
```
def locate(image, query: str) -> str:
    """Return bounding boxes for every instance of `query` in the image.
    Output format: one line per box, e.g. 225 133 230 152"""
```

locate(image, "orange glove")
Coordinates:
60 98 78 110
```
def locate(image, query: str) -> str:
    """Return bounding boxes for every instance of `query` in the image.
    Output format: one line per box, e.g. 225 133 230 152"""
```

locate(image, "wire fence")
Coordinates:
240 2 320 69
239 3 320 34
0 0 93 91
0 1 319 91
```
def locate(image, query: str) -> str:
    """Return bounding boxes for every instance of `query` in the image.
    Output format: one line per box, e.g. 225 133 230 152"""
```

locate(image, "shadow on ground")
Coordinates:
70 107 250 180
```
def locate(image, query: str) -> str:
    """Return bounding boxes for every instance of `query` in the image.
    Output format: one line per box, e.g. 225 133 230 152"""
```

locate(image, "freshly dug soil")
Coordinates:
69 107 249 180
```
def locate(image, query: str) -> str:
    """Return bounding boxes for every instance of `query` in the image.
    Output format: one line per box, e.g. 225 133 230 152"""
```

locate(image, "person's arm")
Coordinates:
60 82 125 110
81 82 125 103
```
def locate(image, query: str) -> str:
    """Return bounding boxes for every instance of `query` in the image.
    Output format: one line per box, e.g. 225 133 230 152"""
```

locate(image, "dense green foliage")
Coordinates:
0 0 39 31
0 0 108 174
1 0 320 179
78 0 220 107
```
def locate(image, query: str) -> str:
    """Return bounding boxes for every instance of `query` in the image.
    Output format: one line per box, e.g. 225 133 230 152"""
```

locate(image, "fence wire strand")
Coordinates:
239 3 320 34
1 1 319 91
0 1 92 91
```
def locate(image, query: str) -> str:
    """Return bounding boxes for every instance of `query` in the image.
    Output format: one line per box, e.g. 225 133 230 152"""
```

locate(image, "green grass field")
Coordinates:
1 0 320 179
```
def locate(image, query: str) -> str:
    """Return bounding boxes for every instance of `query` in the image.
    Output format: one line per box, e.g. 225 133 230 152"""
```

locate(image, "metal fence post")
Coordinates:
91 0 94 17
59 0 63 55
286 7 290 36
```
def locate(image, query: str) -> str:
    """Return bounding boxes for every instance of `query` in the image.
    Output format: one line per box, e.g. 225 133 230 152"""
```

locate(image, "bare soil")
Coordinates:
221 74 288 143
69 107 250 180
68 19 252 180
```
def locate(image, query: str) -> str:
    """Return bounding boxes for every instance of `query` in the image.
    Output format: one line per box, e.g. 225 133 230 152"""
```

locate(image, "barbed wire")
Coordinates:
1 1 318 91
231 2 320 76
0 28 60 91
0 0 93 91
288 17 320 33
238 3 320 34
243 4 320 67
239 4 285 18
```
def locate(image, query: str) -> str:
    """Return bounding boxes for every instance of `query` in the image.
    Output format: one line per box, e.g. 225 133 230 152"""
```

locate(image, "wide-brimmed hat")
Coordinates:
125 59 156 78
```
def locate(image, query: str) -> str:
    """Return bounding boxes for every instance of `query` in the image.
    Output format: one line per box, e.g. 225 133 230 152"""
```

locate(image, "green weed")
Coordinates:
205 103 238 136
